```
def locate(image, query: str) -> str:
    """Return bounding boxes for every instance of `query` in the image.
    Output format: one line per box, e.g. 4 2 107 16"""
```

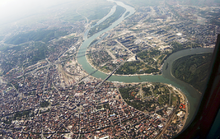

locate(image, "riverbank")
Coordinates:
85 54 112 75
116 82 189 132
169 61 202 95
76 0 213 127
113 72 161 76
171 84 190 133
86 54 162 77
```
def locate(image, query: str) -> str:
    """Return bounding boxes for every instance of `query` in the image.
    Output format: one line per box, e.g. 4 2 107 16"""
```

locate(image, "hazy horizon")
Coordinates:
0 0 80 25
1 0 219 26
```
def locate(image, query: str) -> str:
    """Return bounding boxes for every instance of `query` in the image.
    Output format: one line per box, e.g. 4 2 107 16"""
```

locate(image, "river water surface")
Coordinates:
77 0 214 127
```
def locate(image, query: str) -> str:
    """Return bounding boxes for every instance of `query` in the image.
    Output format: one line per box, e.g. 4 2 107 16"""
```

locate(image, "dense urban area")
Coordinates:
0 0 218 138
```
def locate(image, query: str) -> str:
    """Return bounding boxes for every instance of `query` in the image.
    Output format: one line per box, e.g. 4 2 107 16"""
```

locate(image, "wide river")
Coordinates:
77 0 214 127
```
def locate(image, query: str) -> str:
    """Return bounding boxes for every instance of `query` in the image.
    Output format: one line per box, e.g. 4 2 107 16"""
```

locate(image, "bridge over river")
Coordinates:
76 0 214 127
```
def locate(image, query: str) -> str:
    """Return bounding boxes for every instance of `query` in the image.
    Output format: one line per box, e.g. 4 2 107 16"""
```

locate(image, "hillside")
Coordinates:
172 53 212 92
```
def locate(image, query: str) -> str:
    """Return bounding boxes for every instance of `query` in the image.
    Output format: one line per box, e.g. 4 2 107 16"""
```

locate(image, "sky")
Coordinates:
0 0 76 25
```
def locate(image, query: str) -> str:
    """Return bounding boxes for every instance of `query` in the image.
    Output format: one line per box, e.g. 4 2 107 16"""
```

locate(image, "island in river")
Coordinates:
77 0 216 138
0 0 217 138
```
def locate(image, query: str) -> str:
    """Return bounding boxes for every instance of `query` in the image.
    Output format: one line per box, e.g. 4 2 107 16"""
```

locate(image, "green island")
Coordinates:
0 0 218 137
76 0 114 23
87 5 114 21
88 6 126 37
172 53 212 92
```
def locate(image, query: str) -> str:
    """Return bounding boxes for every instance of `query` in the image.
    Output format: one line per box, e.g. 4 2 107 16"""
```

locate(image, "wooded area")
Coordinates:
172 53 212 92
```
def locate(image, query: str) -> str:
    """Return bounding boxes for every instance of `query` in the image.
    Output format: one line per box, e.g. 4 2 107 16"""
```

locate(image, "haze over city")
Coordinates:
0 0 218 138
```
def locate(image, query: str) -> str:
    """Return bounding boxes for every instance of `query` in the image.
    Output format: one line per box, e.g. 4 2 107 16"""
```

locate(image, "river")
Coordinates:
77 0 214 127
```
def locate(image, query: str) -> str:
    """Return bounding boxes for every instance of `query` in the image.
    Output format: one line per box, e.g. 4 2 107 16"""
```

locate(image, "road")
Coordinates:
96 59 126 88
115 39 134 56
106 49 116 60
156 109 178 139
115 39 145 63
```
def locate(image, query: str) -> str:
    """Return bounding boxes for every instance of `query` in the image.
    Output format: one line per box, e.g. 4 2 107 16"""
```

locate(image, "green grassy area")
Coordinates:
88 50 112 67
40 101 50 107
136 49 169 70
158 94 169 105
137 49 163 67
14 109 34 120
119 83 176 112
142 86 151 96
172 53 212 92
116 61 159 74
119 85 148 111
171 94 177 106
100 63 117 73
